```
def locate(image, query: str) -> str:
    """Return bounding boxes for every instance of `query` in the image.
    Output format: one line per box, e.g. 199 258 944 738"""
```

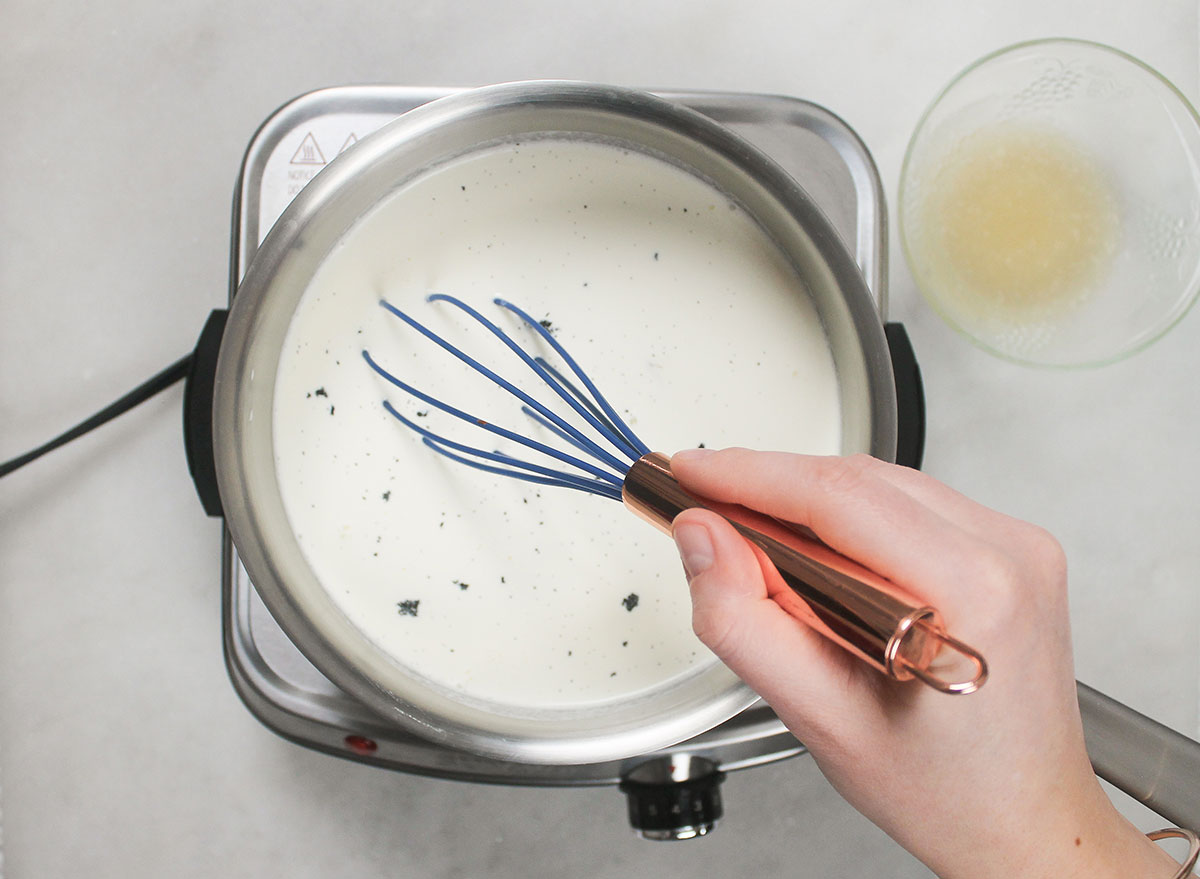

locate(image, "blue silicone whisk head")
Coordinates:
362 293 650 501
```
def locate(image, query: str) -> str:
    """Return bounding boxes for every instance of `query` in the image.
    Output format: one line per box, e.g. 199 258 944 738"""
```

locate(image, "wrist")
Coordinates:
993 806 1182 879
925 787 1183 879
1090 817 1188 879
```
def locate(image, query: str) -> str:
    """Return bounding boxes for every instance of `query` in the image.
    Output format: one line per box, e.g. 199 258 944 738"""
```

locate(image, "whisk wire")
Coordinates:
419 438 624 500
492 297 651 459
363 350 624 488
380 399 623 498
526 358 641 455
430 294 646 464
377 296 631 475
518 405 602 456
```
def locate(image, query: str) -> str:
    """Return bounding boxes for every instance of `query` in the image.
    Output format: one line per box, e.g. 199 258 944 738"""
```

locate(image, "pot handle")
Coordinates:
884 322 925 470
1079 681 1200 829
183 308 229 518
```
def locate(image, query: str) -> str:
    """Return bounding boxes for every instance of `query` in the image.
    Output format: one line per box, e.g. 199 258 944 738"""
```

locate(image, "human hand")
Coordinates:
669 448 1177 878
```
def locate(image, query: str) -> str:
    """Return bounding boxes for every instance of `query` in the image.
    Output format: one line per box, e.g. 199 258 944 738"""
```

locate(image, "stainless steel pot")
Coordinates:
210 81 900 765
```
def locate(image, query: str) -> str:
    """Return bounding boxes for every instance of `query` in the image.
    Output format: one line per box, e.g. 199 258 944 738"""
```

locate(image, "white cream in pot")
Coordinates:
272 136 842 712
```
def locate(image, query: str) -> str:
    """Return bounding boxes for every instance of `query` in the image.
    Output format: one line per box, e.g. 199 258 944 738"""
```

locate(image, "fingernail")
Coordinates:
672 448 716 466
673 522 714 580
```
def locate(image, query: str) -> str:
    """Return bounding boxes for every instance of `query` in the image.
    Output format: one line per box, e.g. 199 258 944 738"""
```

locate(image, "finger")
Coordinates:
832 454 1050 553
675 447 996 533
669 448 1003 613
672 507 875 740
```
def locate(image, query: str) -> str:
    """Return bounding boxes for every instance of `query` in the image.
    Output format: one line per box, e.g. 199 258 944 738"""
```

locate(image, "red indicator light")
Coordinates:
343 734 379 755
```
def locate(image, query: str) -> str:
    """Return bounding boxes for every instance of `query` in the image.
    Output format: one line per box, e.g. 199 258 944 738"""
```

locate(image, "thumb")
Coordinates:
673 509 770 660
672 508 868 735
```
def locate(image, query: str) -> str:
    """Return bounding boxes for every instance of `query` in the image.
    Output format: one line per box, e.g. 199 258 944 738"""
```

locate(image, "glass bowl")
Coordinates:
899 38 1200 367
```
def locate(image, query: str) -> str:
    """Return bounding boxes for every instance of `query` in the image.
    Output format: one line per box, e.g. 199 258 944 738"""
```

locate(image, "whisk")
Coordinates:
363 294 988 695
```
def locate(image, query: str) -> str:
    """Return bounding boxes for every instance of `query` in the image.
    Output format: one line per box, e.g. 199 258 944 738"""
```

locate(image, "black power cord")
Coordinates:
0 354 194 479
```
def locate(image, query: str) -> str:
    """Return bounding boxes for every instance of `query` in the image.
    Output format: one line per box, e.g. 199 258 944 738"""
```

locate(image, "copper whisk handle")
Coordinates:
622 452 988 694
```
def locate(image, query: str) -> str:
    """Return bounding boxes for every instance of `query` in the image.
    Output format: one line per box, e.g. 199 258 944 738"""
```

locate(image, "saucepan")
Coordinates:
203 81 913 765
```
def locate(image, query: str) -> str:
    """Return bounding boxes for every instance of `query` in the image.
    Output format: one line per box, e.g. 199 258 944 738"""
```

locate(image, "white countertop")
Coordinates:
2 2 1198 876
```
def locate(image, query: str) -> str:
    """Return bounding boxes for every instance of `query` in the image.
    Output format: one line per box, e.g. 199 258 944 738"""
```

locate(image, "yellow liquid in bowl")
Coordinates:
915 124 1119 327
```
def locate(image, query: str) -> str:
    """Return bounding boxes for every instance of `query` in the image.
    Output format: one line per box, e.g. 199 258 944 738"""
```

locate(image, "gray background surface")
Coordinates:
2 2 1198 876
